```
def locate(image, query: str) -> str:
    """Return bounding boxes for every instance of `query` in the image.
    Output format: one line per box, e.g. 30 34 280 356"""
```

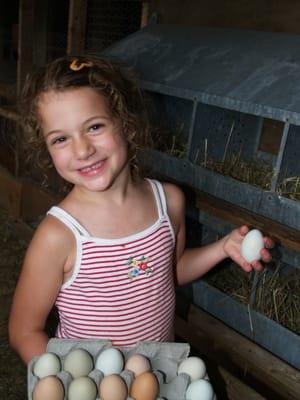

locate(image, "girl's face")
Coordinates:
38 87 130 193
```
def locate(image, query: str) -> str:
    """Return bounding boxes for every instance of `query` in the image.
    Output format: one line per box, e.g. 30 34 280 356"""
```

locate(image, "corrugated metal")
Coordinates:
104 24 300 125
104 25 300 365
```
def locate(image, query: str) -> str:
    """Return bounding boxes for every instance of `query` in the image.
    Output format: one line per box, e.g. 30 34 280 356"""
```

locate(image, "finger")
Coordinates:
239 260 253 272
251 260 264 271
239 225 249 236
260 248 272 262
263 236 275 249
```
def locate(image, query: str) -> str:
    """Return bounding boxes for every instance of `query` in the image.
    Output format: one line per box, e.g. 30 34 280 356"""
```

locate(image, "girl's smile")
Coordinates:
38 87 129 192
78 159 107 177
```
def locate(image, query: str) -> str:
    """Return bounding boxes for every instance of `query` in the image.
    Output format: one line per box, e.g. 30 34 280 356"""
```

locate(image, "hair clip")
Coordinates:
69 59 93 71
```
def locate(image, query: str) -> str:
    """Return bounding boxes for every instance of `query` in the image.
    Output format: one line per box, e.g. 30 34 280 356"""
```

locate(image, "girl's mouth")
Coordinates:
78 160 106 176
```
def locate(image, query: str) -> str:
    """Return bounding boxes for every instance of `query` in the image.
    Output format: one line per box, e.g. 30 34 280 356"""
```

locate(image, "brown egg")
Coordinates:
33 376 64 400
125 354 151 376
130 371 159 400
99 374 128 400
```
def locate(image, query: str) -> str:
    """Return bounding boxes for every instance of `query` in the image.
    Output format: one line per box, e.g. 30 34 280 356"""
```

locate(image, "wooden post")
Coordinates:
17 0 34 95
141 2 150 27
67 0 87 55
16 0 34 178
34 0 48 67
0 2 4 62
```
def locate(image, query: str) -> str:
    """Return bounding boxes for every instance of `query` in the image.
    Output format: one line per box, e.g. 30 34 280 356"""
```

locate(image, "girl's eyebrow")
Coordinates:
45 115 110 138
83 115 111 125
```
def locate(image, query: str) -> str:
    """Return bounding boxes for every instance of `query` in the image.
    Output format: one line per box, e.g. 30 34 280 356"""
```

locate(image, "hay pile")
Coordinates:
145 126 300 201
145 127 187 158
200 151 273 191
205 261 300 335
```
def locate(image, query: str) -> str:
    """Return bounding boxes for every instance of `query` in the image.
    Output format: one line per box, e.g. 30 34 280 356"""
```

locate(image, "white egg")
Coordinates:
67 376 97 400
33 352 61 378
95 347 124 376
178 356 206 381
63 348 94 378
186 379 214 400
241 229 264 263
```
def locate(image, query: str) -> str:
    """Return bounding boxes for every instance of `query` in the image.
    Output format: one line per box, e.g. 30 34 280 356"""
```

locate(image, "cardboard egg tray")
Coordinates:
28 338 196 400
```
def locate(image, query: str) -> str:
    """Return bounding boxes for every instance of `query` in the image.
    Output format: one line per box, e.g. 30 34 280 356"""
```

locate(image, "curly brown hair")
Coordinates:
19 55 149 179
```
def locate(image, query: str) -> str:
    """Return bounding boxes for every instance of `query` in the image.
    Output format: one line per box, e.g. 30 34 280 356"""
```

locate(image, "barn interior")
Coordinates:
1 1 300 399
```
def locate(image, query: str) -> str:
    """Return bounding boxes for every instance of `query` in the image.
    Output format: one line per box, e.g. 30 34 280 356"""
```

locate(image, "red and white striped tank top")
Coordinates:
47 179 176 346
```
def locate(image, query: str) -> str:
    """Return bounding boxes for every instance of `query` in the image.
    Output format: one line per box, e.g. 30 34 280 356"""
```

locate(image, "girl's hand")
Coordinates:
222 225 274 273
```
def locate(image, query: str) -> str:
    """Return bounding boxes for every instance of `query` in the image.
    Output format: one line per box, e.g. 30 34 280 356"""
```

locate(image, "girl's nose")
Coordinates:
73 137 95 160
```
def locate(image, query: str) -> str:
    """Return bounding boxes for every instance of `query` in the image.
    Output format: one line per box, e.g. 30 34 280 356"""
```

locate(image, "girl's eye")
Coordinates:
52 136 67 145
89 123 103 133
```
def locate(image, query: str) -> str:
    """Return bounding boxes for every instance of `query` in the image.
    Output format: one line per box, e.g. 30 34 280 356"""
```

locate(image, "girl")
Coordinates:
9 55 273 364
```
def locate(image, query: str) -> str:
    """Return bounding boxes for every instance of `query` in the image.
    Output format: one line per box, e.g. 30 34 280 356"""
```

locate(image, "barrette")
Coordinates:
70 59 93 71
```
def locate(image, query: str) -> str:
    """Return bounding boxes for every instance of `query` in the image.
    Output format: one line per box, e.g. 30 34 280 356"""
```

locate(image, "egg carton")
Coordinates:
28 338 199 400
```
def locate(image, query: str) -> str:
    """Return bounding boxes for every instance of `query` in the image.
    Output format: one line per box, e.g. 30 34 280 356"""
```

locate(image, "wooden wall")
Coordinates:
148 0 300 33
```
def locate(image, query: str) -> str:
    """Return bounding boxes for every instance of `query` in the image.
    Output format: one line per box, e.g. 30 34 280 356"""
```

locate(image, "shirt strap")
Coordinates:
47 206 90 237
147 178 168 219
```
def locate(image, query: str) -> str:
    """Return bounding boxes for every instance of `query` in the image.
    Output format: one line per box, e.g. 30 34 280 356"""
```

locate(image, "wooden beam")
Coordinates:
196 190 300 253
217 366 267 400
17 0 34 94
141 2 150 27
33 0 48 67
175 296 300 400
67 0 87 55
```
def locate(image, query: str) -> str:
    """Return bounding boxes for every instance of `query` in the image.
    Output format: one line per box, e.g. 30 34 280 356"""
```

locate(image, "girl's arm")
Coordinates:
164 183 273 286
8 216 74 364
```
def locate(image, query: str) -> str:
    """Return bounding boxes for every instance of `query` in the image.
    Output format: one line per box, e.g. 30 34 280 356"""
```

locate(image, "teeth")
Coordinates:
80 161 103 173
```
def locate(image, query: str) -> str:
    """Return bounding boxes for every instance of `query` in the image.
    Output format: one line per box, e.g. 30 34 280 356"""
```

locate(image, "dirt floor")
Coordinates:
0 206 32 399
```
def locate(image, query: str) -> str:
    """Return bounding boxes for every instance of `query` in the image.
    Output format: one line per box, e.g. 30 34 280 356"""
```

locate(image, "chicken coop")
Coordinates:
1 1 300 400
101 23 300 399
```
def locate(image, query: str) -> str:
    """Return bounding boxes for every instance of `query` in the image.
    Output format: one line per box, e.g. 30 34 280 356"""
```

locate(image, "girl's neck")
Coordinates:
66 171 138 208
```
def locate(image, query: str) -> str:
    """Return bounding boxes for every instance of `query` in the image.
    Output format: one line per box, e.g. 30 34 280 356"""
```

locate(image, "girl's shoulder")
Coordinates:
31 211 75 253
161 181 185 209
160 181 185 232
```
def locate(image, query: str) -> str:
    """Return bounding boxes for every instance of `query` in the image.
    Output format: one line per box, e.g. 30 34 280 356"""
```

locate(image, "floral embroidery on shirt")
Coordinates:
126 256 153 280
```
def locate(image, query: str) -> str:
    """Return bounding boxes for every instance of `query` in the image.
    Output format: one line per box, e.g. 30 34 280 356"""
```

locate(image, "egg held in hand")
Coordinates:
241 229 264 263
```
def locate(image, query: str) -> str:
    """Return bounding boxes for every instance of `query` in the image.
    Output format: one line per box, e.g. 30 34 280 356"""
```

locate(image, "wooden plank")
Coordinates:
33 0 48 67
258 118 283 155
17 0 34 94
217 366 267 400
67 0 87 55
196 190 300 253
174 297 300 400
141 2 150 27
0 166 22 217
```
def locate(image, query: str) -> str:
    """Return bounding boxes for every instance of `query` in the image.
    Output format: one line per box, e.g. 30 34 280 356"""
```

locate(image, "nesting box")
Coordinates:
102 24 300 369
